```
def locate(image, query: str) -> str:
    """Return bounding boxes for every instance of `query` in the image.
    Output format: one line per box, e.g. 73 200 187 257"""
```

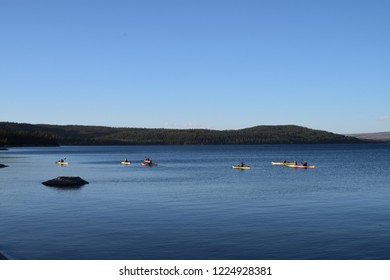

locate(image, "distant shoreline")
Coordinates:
1 142 385 151
348 132 390 142
1 122 372 146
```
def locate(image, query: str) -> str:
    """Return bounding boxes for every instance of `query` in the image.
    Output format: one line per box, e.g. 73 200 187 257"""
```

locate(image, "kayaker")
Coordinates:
144 157 151 163
302 162 308 166
239 162 245 167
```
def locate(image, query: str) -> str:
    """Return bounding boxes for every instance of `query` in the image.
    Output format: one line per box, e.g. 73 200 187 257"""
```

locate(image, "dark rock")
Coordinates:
0 164 8 168
42 176 89 187
0 251 8 260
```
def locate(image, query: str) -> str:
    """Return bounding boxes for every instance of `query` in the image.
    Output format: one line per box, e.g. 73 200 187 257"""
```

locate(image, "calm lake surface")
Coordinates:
1 144 390 260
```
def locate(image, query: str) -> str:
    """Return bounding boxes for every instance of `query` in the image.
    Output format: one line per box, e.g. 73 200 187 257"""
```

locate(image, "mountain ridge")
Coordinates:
0 122 368 146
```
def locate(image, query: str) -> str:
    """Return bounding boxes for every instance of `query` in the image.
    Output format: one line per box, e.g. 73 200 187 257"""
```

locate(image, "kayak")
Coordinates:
56 161 69 165
120 161 131 165
285 164 315 169
232 165 251 170
272 162 294 165
141 162 157 167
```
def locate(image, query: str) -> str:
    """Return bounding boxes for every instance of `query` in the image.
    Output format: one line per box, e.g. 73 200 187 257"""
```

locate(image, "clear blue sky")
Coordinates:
1 0 389 134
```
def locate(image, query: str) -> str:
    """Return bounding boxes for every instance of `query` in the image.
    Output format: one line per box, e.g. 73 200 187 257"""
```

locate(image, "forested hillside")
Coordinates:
0 122 365 146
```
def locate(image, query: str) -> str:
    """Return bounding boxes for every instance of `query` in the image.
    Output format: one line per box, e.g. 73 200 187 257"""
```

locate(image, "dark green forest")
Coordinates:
0 122 366 146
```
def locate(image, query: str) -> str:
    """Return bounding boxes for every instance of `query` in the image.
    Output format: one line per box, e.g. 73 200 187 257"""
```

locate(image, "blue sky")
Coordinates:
1 0 389 133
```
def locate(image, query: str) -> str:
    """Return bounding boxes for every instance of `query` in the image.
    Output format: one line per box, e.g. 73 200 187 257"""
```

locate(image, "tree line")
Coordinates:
0 130 59 146
0 122 366 147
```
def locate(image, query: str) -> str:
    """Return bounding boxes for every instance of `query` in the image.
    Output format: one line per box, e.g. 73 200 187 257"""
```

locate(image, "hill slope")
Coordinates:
349 132 390 142
0 122 365 146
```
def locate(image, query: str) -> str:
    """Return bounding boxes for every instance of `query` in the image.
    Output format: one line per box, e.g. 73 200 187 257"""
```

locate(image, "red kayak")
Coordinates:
285 163 315 169
141 162 157 166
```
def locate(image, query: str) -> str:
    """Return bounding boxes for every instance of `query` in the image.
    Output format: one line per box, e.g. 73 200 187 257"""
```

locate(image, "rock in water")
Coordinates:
0 250 9 260
42 176 89 187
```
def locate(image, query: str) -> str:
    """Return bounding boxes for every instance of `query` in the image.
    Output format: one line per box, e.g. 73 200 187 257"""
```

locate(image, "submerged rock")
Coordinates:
0 164 8 168
0 251 9 260
42 176 89 187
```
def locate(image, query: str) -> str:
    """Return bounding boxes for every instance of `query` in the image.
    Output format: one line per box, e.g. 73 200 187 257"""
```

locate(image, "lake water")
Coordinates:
0 144 390 260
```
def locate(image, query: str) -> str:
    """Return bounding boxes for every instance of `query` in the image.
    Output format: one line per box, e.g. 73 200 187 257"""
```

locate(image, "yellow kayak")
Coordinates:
56 161 68 165
120 161 131 165
232 165 251 170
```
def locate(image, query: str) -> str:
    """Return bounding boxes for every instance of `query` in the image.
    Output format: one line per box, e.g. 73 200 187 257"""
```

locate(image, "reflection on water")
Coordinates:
43 185 85 191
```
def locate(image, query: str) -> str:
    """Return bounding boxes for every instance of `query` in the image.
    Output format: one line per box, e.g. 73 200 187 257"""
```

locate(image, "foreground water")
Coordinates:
0 144 390 260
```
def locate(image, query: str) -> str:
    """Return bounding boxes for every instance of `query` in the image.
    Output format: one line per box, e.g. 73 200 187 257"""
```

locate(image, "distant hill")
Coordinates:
349 132 390 142
0 122 366 146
